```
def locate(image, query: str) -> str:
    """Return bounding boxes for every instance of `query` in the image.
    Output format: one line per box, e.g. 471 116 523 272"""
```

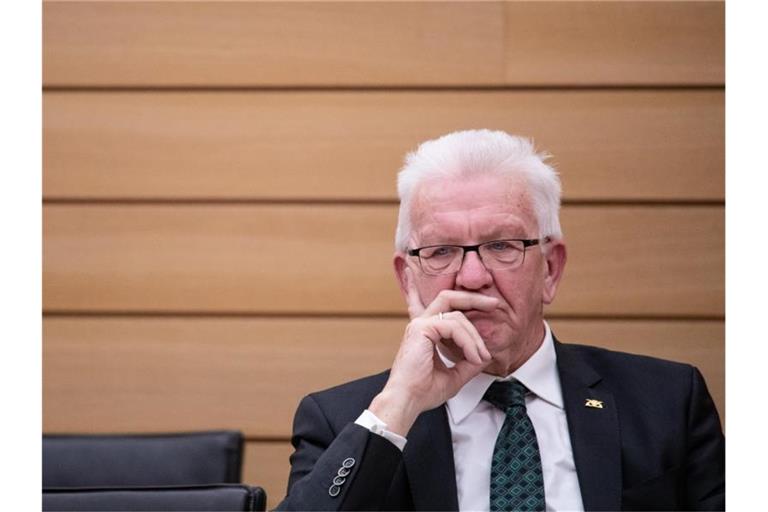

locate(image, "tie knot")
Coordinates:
483 380 528 411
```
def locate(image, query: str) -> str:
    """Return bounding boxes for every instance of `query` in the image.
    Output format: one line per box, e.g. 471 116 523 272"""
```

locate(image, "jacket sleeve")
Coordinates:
683 366 725 510
273 394 403 511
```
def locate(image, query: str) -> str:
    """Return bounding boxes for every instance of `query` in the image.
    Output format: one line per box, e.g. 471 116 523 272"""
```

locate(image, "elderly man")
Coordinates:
276 130 724 511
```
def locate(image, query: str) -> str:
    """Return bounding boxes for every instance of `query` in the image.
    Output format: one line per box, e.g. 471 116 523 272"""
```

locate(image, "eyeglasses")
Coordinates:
407 238 550 276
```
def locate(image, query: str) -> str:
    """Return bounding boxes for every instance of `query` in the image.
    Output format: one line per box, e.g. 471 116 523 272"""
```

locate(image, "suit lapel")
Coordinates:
555 340 622 511
403 405 458 511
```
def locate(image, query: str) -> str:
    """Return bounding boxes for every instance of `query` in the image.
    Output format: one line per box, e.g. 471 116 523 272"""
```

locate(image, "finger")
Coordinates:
455 311 493 362
423 290 498 317
404 267 426 318
430 318 484 364
448 311 492 361
444 359 486 396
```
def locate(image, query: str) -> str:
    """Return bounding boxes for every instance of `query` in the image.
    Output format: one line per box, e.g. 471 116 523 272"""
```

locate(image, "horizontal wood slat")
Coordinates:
43 1 505 87
43 317 724 438
43 205 724 316
503 1 724 86
42 1 723 86
43 90 724 201
243 441 292 510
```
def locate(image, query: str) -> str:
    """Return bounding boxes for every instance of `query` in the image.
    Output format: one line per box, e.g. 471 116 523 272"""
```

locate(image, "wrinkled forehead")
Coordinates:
409 174 538 243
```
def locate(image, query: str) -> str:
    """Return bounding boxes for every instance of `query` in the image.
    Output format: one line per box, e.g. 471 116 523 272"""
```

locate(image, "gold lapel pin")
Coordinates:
585 398 604 409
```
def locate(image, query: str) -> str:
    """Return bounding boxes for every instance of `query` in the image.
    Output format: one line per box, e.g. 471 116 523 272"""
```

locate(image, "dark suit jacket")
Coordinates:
275 340 724 511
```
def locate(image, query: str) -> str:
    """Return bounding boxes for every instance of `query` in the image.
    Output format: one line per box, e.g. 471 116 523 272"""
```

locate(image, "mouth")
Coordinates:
463 309 496 321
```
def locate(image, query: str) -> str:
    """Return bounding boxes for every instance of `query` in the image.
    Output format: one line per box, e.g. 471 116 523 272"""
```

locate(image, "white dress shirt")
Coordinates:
356 321 584 512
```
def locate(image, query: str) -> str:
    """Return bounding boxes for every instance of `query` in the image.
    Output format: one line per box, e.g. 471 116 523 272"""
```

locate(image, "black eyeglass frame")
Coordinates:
407 237 551 275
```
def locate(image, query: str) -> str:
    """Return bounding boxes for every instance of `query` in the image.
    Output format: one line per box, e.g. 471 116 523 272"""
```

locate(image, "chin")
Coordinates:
473 321 518 354
473 323 505 350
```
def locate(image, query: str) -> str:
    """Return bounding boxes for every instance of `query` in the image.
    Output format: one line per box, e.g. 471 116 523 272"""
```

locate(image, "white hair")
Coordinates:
395 129 562 252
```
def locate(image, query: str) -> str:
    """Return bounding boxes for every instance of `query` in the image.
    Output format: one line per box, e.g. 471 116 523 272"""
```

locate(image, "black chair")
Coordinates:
43 431 244 487
43 484 266 511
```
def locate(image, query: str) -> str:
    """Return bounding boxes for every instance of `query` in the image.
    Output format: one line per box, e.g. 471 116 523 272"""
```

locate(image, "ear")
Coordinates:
393 252 410 300
542 241 567 305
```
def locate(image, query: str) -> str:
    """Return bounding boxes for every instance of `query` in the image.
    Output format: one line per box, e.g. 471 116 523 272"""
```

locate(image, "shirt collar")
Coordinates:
440 321 564 425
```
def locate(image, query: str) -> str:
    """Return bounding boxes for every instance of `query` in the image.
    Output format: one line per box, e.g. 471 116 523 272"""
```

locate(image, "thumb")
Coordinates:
404 267 426 318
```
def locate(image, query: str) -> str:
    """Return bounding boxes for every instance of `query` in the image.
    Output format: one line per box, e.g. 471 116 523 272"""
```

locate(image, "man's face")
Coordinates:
394 174 566 370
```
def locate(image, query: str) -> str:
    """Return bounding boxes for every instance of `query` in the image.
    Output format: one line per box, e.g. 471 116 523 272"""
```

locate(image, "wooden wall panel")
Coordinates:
42 1 723 87
503 1 724 85
43 205 724 316
561 205 723 317
43 1 505 87
43 317 724 438
43 317 402 437
243 441 292 510
43 90 724 201
42 2 725 498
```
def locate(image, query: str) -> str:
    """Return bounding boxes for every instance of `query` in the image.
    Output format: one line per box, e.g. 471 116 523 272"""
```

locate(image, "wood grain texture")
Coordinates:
560 205 723 317
43 90 724 201
43 204 724 316
243 441 292 510
42 1 723 87
43 317 404 437
503 1 724 85
43 1 505 87
43 317 723 438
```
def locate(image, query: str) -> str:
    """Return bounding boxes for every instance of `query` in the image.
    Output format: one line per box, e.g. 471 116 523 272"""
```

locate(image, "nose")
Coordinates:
454 249 493 291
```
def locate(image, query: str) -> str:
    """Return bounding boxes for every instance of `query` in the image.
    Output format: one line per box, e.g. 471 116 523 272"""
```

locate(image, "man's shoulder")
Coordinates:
556 340 697 390
309 370 391 401
298 370 391 427
559 341 693 371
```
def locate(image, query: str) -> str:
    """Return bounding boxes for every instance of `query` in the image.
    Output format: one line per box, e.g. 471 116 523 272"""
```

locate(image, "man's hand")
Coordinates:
368 268 497 436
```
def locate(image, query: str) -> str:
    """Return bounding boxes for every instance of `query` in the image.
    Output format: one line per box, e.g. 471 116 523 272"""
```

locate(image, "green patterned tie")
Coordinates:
483 380 545 512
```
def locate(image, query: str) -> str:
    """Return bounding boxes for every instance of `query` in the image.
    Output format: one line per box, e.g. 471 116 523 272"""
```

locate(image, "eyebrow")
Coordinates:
417 230 531 247
414 220 532 246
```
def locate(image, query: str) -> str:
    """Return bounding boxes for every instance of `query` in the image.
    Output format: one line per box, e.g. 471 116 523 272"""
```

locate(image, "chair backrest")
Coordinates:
43 484 267 511
43 431 244 487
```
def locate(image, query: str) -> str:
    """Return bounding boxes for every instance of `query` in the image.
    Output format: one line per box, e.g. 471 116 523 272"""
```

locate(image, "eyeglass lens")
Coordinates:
418 240 527 275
